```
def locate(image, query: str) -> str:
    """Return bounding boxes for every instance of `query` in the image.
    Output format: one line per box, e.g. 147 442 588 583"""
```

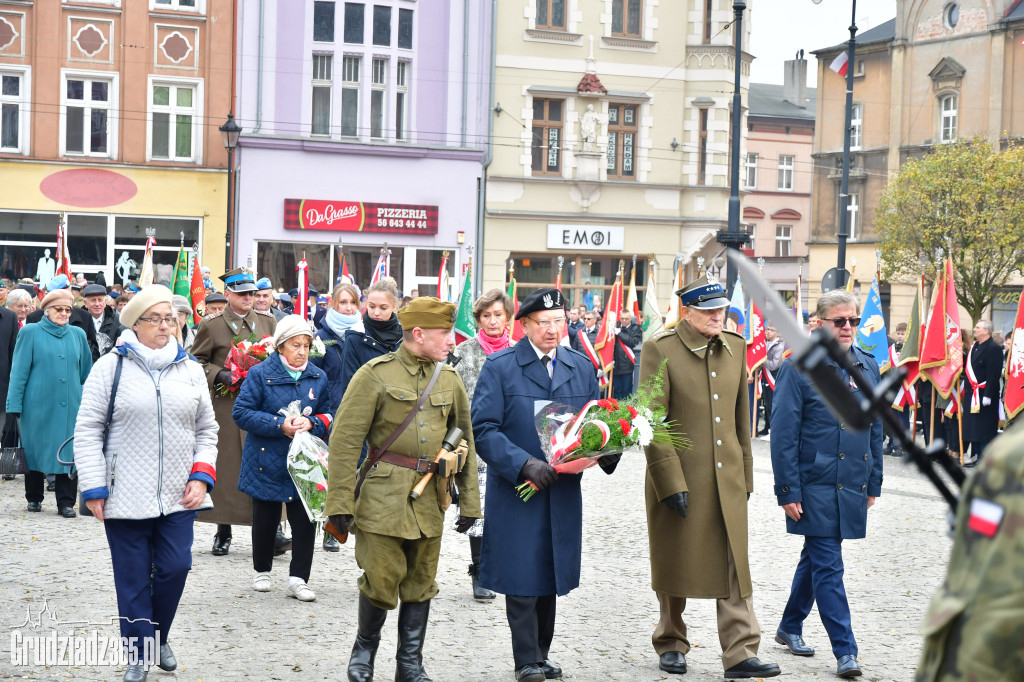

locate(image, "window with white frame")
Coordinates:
370 58 386 139
606 103 637 180
152 0 200 10
395 61 409 141
839 192 860 240
531 98 563 175
777 154 794 191
611 0 642 37
311 54 332 136
313 1 335 42
0 69 28 153
63 73 115 158
744 153 757 189
150 80 198 161
536 0 566 30
775 225 792 257
341 56 360 137
940 94 957 143
850 104 862 150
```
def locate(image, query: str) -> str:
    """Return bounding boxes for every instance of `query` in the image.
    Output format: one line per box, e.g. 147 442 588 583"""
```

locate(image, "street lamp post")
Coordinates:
219 112 242 271
717 0 748 296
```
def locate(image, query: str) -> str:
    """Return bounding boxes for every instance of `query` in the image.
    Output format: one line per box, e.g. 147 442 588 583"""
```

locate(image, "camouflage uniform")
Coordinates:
916 423 1024 680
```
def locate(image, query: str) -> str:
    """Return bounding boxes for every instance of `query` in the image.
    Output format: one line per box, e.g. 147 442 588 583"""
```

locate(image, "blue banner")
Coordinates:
856 277 890 372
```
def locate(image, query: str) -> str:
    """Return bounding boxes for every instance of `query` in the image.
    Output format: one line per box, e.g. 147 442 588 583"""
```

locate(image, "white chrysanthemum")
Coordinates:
633 415 655 447
312 336 326 355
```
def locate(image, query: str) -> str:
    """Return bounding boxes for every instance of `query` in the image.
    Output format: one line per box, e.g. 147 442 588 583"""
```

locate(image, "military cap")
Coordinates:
676 272 729 310
206 292 228 305
256 277 273 290
220 267 258 293
82 283 107 298
396 296 456 330
515 287 565 320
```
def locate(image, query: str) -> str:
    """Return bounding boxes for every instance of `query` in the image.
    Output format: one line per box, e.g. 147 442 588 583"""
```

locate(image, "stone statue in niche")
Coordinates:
579 104 597 152
36 249 55 284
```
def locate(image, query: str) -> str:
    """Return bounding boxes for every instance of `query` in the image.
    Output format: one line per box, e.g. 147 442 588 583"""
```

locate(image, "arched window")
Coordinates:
940 94 958 143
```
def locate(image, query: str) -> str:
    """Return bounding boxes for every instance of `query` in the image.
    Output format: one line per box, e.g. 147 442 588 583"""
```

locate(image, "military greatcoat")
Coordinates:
192 306 276 526
641 320 754 599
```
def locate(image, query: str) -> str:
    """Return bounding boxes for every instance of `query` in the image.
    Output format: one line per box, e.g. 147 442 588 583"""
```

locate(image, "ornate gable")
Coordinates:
928 57 965 92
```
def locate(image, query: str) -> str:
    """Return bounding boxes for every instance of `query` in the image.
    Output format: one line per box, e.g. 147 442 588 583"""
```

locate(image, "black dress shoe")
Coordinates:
212 534 231 556
26 501 42 512
539 659 562 679
658 651 687 674
837 654 862 678
514 664 545 682
274 527 292 555
323 533 341 552
58 506 77 518
157 642 177 671
2 474 15 480
724 657 781 678
46 481 56 492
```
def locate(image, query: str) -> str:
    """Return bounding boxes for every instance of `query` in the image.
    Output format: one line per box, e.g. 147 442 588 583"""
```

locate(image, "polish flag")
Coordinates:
967 498 1004 538
830 51 849 76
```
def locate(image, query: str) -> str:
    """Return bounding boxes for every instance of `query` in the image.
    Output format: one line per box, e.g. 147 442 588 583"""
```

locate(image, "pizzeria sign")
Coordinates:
284 198 439 235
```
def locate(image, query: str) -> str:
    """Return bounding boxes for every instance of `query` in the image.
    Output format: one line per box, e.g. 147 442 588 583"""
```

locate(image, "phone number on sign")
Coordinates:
377 219 430 230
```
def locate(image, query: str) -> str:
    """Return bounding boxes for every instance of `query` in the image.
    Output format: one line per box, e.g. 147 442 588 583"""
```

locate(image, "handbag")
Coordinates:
57 354 124 481
0 419 27 476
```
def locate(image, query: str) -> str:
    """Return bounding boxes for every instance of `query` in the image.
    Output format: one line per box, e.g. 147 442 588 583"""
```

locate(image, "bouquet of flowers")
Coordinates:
281 400 331 523
216 333 274 395
517 360 689 501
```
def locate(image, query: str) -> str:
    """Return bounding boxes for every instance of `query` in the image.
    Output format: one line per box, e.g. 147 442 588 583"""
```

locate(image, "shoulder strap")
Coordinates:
103 354 124 444
355 360 445 499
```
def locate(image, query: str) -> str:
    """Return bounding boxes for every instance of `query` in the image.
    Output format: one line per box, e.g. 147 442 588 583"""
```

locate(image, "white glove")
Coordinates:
982 396 992 407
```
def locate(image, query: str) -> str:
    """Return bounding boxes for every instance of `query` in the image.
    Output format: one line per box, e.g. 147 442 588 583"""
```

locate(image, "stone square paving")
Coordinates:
1 439 955 681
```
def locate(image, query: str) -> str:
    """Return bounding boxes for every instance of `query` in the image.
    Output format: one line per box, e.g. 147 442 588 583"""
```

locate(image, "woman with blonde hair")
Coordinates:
337 277 402 395
313 282 362 415
452 288 513 600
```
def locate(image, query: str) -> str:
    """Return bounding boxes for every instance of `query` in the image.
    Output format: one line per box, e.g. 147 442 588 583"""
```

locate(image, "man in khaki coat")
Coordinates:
326 297 480 682
192 267 276 555
640 273 780 679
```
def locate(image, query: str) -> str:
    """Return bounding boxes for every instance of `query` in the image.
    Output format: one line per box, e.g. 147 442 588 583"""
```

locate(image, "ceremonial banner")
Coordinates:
437 253 451 302
664 260 683 328
892 282 923 410
506 271 523 342
626 264 640 319
138 237 156 288
296 258 309 320
595 266 624 373
171 247 190 298
856 277 890 372
745 299 766 379
576 328 609 388
1003 285 1024 419
921 259 963 398
189 253 205 325
453 259 476 345
642 260 664 342
729 274 746 336
55 222 73 279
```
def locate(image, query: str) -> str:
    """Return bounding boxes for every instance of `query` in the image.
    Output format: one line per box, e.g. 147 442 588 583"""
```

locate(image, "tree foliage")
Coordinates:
876 137 1024 323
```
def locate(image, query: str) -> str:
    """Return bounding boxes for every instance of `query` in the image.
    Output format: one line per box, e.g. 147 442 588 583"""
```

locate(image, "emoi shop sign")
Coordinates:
284 198 438 235
547 224 624 251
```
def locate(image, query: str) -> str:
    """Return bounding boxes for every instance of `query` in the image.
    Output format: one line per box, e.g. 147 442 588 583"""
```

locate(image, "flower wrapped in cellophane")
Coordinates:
517 360 689 501
281 400 331 523
217 333 274 395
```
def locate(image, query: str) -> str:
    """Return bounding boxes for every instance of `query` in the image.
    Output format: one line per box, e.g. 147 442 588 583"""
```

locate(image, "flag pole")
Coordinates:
957 398 964 465
751 370 760 439
929 385 936 445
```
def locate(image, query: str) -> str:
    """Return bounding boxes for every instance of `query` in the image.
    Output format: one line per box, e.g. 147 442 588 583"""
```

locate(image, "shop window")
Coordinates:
508 254 648 312
311 54 333 136
313 1 335 42
531 98 563 175
775 225 792 257
777 154 794 191
606 104 637 180
373 5 391 46
344 2 364 43
370 58 387 139
341 56 360 136
150 79 200 161
1 69 28 154
62 72 116 158
398 8 413 49
611 0 641 37
744 153 757 189
536 0 566 30
396 61 409 141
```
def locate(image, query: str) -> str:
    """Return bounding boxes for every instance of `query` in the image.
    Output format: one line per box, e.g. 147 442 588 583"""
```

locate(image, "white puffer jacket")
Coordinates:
75 343 219 519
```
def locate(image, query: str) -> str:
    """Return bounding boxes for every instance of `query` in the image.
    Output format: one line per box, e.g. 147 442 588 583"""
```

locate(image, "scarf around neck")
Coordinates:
279 351 307 376
120 329 180 371
325 308 362 339
362 312 402 349
476 328 510 355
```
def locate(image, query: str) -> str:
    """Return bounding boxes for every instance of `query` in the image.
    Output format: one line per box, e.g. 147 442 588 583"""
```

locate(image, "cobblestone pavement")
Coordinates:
1 439 955 681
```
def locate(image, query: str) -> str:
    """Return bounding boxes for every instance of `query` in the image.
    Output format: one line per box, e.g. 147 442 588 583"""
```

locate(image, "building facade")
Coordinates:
744 57 815 307
0 0 233 286
809 0 1024 326
482 0 752 310
233 0 491 297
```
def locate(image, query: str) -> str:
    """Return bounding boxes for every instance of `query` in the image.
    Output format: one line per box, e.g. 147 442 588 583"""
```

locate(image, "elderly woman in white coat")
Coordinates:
75 285 218 682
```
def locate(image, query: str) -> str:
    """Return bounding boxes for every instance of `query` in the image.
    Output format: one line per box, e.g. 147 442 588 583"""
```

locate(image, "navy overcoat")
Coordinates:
770 345 884 539
472 340 600 597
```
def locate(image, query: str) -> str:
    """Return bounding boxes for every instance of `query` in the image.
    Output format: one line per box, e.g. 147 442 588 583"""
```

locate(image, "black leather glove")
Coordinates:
454 516 476 533
327 514 353 536
215 369 237 387
520 457 558 491
598 453 621 474
662 491 688 518
747 492 751 501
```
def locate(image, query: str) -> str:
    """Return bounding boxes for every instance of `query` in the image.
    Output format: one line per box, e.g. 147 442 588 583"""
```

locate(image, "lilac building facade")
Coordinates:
234 0 491 296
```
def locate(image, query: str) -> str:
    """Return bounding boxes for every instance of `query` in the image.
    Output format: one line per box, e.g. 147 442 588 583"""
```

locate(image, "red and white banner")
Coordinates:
576 329 609 388
284 198 439 235
296 258 309 320
921 259 963 398
55 222 73 279
830 51 849 76
1004 285 1024 419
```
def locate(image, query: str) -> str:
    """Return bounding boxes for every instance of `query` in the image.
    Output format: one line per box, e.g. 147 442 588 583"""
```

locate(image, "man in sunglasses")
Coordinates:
770 289 883 678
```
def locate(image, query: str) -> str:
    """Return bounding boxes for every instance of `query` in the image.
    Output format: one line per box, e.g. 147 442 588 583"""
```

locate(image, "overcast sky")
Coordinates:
749 0 898 86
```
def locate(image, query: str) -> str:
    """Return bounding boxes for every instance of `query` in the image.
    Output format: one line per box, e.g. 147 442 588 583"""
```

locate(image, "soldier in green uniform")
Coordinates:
326 297 481 682
916 423 1024 680
192 267 277 555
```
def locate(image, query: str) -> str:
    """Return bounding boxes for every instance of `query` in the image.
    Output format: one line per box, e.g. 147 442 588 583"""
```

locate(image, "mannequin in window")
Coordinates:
115 252 137 286
36 249 55 284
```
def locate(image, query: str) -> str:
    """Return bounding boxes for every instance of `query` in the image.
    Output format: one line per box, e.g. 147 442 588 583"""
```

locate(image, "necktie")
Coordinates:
541 355 552 379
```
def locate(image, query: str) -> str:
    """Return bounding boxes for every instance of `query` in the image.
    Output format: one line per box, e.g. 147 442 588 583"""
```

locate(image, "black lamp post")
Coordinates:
219 112 242 271
717 0 748 296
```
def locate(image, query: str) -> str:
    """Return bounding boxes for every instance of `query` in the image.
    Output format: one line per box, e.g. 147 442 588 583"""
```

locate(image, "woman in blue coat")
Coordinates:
6 289 92 516
312 283 362 415
471 289 615 682
234 316 333 602
336 277 402 396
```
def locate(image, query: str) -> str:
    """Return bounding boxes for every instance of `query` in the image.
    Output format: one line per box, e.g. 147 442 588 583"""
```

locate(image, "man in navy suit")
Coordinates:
472 288 617 682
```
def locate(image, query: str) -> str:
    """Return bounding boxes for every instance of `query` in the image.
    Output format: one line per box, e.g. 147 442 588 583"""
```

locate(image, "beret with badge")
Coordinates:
515 287 565 320
396 296 456 330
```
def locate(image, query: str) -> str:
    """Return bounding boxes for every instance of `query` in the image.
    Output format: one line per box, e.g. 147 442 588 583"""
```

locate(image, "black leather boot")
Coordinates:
347 593 388 682
468 536 496 600
394 600 432 682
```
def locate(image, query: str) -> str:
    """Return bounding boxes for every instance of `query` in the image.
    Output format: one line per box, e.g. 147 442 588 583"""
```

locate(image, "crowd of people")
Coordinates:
0 265 1011 681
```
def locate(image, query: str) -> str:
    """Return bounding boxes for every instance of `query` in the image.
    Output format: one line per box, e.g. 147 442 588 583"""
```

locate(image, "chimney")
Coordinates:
783 51 808 108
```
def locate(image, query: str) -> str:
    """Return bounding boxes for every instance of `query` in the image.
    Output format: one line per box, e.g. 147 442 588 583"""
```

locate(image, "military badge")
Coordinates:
967 498 1003 538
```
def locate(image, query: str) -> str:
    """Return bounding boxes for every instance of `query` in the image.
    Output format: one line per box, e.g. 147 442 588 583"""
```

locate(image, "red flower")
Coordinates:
608 398 620 409
618 418 631 435
627 405 639 419
597 399 612 410
315 482 327 492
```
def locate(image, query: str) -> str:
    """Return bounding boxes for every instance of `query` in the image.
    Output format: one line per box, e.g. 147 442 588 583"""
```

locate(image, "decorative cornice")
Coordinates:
601 36 656 51
525 28 583 44
239 134 486 162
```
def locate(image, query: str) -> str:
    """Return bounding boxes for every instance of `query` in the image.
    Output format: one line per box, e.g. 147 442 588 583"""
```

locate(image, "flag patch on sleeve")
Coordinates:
967 498 1004 538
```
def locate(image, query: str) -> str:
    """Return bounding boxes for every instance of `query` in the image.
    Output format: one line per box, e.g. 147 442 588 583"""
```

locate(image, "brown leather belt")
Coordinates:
377 451 439 474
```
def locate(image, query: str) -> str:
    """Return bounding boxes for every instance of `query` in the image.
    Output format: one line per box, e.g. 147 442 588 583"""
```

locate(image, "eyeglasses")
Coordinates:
825 317 861 328
530 316 567 329
49 306 72 314
137 316 177 326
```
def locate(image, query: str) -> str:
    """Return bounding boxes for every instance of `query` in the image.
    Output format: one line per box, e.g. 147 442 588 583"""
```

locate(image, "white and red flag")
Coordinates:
296 258 309 320
55 220 73 279
830 51 849 76
1003 285 1024 419
920 259 963 398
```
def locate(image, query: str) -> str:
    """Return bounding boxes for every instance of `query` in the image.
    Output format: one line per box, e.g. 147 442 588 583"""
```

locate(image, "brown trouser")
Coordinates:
354 529 442 610
653 546 761 670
